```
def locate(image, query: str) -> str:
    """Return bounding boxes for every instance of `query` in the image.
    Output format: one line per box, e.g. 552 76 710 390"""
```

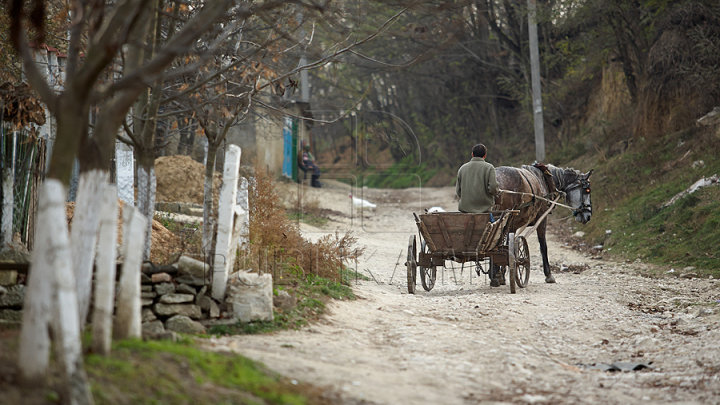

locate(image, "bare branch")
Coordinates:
253 81 371 125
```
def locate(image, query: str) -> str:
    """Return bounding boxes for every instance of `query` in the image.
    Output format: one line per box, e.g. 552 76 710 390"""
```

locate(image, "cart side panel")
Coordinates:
418 213 492 253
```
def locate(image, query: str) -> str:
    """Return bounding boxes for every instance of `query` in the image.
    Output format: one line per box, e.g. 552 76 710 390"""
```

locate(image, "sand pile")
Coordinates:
155 155 221 207
66 200 182 264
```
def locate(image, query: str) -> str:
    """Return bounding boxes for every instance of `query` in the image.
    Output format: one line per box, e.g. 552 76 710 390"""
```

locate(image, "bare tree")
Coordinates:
9 0 259 394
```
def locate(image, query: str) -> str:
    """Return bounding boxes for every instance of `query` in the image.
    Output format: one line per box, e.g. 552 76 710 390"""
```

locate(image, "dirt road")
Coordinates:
205 181 720 405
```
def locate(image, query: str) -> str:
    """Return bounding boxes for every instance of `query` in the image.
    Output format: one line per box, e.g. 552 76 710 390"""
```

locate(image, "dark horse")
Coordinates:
492 164 593 285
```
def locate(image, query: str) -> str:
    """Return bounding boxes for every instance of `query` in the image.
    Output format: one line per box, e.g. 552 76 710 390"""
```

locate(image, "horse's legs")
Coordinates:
488 257 505 287
537 220 556 283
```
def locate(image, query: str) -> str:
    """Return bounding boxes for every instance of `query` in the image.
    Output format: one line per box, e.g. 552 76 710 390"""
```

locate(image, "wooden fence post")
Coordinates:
212 145 241 301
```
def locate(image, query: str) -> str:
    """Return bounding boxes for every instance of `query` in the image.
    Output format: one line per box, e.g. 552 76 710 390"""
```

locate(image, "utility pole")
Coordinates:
297 12 309 103
528 0 545 162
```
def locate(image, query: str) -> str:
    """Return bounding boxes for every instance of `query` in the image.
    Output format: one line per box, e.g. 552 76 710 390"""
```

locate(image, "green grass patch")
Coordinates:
576 130 720 277
352 155 439 189
0 335 323 405
86 339 310 405
209 273 360 337
286 211 329 227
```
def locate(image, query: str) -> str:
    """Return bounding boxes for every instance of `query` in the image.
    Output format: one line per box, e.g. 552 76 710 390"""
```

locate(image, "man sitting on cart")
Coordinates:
456 143 500 213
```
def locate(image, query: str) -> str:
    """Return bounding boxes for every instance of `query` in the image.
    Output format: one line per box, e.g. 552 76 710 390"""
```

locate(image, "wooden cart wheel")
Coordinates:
507 232 517 294
407 235 417 294
514 235 530 288
419 240 437 292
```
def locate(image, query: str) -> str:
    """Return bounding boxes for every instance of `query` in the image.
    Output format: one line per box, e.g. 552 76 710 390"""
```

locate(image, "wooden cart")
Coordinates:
407 210 530 294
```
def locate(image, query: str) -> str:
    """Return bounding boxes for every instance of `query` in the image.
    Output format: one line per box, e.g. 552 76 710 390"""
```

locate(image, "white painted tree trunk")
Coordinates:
1 131 16 246
18 180 63 384
91 185 118 355
212 145 241 301
136 165 156 261
72 169 109 330
51 208 95 405
114 206 147 339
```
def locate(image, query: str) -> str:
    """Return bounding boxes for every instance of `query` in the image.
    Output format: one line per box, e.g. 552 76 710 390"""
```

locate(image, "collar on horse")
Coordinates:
532 163 557 194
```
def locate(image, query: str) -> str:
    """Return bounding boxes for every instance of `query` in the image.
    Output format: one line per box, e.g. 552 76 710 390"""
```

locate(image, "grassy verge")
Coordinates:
0 328 336 405
571 127 720 277
208 269 368 336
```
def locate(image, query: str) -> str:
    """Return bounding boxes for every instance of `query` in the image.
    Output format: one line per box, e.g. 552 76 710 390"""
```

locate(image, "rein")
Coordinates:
498 189 576 212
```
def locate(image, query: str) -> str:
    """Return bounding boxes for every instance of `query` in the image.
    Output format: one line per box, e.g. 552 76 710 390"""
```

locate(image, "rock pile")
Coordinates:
0 253 277 336
0 283 24 323
140 255 220 337
0 242 30 323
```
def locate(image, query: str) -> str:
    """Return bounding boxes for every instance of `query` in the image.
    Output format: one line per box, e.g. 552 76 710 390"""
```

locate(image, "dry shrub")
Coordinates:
636 2 720 139
297 231 364 282
246 164 362 281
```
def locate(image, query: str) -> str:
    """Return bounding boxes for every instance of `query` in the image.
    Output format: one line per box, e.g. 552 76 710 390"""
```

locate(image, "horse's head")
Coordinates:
563 169 593 224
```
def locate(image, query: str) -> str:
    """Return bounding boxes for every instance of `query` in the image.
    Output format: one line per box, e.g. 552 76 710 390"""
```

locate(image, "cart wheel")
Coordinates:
507 232 517 294
514 235 530 288
419 240 436 291
407 235 417 294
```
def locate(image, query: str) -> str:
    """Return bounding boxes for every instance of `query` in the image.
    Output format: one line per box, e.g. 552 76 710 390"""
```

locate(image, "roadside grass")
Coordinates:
208 268 368 336
287 194 330 227
287 211 329 227
575 127 720 277
0 329 336 405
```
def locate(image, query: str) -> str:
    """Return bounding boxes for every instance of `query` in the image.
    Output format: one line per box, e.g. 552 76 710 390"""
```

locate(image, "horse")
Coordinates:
491 163 594 286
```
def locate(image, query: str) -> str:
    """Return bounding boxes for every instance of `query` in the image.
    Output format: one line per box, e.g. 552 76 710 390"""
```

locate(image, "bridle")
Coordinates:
564 176 592 217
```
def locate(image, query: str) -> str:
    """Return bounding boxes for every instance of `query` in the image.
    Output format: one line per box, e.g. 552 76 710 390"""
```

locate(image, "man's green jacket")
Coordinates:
456 157 500 213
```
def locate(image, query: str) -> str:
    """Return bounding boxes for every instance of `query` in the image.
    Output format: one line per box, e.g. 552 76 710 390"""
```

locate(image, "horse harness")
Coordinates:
517 164 557 210
564 175 592 216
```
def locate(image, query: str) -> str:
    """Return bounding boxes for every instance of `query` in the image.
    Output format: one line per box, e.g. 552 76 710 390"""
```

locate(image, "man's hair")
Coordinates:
472 144 487 157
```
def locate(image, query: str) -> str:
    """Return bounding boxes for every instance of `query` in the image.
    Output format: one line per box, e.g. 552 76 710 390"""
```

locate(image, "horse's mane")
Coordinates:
522 164 580 191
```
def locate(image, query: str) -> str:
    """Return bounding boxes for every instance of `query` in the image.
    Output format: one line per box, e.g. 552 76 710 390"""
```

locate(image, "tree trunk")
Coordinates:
91 185 118 355
51 188 95 405
17 182 63 384
72 169 110 330
50 96 90 186
114 205 147 340
202 143 219 257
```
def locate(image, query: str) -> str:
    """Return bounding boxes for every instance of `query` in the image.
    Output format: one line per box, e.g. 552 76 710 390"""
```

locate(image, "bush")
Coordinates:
244 163 364 281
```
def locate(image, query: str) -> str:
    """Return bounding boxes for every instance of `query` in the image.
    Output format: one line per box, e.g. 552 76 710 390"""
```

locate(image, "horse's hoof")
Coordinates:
490 279 500 287
545 276 556 284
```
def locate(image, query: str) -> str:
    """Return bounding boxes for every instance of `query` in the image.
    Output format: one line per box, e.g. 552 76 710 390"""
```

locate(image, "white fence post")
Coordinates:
114 206 147 339
212 145 241 301
91 185 118 354
236 177 249 248
1 130 16 246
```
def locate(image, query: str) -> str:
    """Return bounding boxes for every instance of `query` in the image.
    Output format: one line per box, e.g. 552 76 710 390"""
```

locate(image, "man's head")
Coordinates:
472 144 487 158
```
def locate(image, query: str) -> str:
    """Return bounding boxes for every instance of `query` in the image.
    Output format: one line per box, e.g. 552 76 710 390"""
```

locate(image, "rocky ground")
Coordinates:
203 180 720 405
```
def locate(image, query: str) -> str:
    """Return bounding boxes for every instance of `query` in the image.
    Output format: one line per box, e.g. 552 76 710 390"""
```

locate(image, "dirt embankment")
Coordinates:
202 180 720 405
